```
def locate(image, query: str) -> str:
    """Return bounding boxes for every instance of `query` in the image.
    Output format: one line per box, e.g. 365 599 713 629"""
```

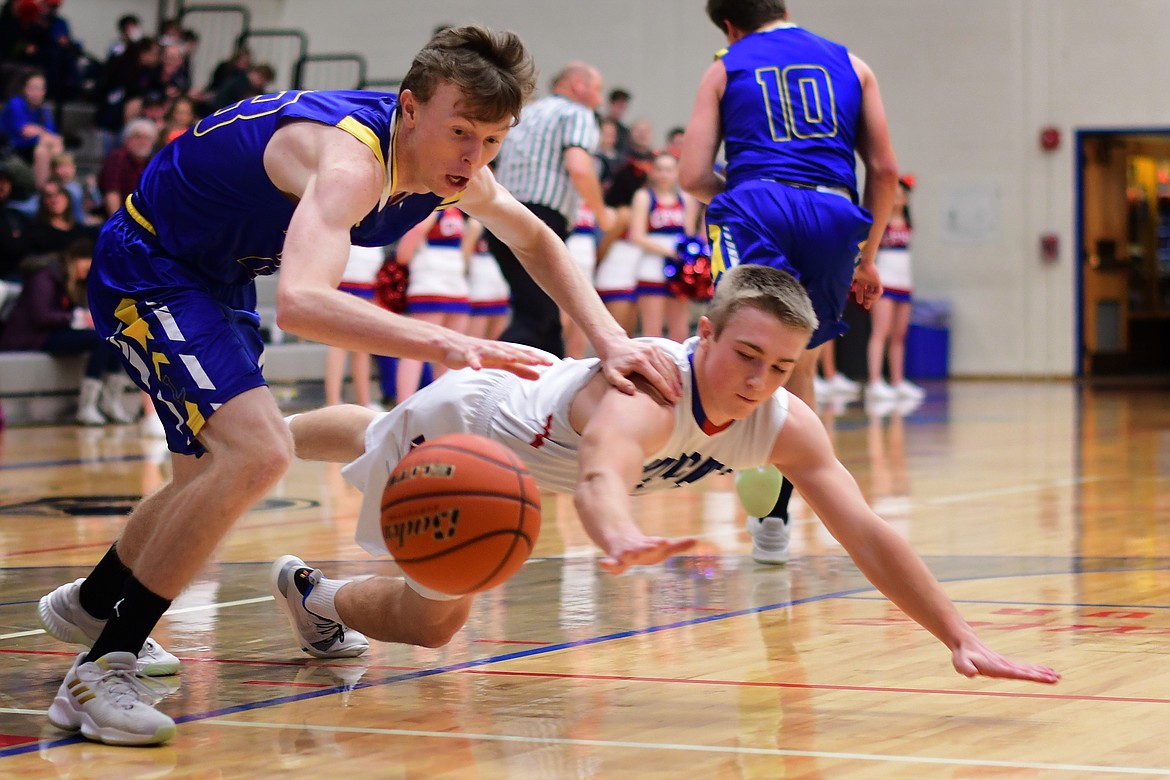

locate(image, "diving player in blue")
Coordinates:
679 0 899 562
40 26 683 747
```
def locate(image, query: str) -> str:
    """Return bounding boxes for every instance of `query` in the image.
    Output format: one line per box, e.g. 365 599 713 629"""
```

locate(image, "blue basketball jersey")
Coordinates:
719 24 862 198
129 90 458 285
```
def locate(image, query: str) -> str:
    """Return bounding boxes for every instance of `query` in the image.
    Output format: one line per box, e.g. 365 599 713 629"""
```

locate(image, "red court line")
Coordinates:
0 736 37 749
242 680 330 688
465 669 1170 705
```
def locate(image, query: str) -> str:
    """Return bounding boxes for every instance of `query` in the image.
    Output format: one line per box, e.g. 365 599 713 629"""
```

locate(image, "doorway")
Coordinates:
1077 130 1170 376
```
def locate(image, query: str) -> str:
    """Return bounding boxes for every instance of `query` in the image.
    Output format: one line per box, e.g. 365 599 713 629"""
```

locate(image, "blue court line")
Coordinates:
6 558 1170 758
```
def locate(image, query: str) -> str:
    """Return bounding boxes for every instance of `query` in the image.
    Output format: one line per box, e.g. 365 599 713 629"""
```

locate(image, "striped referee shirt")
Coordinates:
493 94 600 222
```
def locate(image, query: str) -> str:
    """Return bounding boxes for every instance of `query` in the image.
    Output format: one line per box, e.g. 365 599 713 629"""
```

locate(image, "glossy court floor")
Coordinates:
0 379 1168 778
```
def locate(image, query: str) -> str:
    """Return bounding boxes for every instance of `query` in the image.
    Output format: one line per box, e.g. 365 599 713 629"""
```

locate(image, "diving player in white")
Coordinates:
270 264 1059 687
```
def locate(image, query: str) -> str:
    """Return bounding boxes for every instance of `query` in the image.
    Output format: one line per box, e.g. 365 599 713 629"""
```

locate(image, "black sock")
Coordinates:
84 575 171 663
78 544 132 620
764 478 795 524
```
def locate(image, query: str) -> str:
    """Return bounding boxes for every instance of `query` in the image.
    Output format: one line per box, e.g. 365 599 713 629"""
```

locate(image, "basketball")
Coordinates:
380 434 541 596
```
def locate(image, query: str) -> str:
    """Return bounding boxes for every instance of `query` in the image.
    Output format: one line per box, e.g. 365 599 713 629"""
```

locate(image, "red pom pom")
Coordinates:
666 235 714 302
373 257 409 313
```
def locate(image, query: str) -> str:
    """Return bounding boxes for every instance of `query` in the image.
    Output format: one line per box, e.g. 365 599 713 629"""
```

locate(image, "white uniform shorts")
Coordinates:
875 247 912 302
594 239 639 303
405 246 470 313
467 251 509 314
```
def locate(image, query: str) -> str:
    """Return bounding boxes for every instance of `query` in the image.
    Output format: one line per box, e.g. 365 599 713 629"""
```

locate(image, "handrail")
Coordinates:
293 53 367 90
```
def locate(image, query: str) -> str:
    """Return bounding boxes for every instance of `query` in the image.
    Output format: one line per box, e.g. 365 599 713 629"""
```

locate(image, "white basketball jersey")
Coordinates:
346 338 790 556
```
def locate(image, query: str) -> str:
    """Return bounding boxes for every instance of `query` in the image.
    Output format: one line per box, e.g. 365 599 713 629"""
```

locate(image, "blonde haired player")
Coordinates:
271 265 1059 691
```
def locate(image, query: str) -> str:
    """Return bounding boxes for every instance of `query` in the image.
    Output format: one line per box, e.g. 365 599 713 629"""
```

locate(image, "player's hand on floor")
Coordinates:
443 336 553 379
597 339 682 405
600 535 697 575
951 639 1060 684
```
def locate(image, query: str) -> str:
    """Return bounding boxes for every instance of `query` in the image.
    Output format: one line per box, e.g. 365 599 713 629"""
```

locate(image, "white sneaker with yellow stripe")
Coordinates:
48 652 177 746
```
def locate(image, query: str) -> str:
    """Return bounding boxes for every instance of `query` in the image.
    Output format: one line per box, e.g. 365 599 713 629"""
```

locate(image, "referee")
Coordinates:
488 60 613 356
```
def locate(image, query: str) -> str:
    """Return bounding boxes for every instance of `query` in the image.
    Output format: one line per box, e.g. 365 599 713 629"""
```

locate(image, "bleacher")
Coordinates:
0 2 400 426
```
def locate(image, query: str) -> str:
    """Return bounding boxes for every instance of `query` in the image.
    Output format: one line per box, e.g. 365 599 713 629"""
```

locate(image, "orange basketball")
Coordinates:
380 434 541 596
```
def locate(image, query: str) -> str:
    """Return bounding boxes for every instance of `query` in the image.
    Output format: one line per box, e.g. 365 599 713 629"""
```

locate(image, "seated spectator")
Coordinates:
211 63 275 111
97 117 157 217
105 14 142 61
0 239 136 425
0 165 32 281
28 181 90 254
0 70 65 189
161 95 196 145
96 37 159 135
50 152 101 225
207 44 250 96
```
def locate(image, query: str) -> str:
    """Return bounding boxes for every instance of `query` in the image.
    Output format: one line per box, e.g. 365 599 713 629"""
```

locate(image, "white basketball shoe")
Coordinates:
271 555 369 659
48 651 177 746
746 516 791 565
38 579 180 676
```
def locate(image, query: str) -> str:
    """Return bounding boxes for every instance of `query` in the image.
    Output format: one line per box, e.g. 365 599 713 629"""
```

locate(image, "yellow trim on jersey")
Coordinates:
436 194 464 210
708 224 728 280
124 195 156 235
114 298 152 349
714 47 728 60
336 116 385 169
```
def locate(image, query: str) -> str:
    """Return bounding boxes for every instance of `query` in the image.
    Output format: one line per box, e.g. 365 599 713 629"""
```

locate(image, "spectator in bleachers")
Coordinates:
28 180 91 254
0 238 136 425
0 70 65 189
161 95 196 145
95 36 159 135
665 126 685 159
0 164 32 281
34 0 82 100
106 14 142 61
594 117 621 190
211 63 275 111
97 117 156 217
604 88 632 157
50 152 101 225
156 44 190 103
0 1 48 76
207 44 250 97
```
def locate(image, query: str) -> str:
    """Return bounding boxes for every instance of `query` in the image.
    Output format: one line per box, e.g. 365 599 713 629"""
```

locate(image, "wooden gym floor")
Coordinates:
0 378 1168 778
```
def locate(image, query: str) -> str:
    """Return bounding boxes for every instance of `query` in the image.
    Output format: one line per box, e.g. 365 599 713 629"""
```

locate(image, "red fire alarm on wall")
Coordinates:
1040 126 1061 151
1041 233 1059 262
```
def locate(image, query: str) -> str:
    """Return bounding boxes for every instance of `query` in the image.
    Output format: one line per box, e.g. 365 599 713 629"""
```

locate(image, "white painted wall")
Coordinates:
63 0 1170 376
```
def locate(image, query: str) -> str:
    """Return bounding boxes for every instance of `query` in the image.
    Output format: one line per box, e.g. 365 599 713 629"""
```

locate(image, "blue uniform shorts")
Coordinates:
89 210 267 456
706 180 872 348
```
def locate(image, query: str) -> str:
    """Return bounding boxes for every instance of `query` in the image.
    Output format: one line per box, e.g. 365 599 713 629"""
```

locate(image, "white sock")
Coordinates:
305 576 350 624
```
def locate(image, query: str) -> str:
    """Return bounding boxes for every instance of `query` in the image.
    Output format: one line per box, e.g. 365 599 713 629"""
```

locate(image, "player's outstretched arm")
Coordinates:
570 374 696 574
773 398 1060 684
461 167 682 402
267 127 551 378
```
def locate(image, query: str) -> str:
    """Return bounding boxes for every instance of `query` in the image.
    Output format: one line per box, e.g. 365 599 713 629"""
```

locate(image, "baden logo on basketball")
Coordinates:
387 462 455 487
383 506 461 549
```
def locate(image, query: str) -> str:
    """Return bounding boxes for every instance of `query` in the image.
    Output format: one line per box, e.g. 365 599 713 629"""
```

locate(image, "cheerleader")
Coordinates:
629 152 699 342
395 208 471 401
